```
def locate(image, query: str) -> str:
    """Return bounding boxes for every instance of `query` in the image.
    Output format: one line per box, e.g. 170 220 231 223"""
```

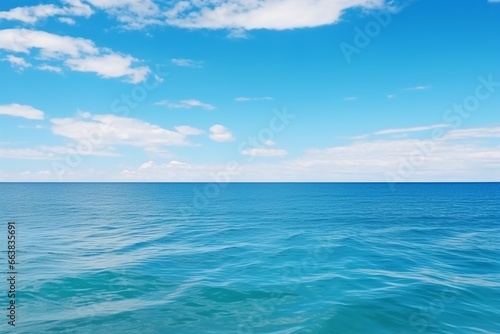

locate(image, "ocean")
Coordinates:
0 183 499 333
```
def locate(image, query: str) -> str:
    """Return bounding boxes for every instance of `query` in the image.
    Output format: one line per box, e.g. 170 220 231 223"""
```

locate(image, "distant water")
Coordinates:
0 183 499 333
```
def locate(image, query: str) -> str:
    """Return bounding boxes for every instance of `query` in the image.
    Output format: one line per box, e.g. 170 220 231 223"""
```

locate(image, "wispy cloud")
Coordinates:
373 124 451 136
170 58 204 68
209 124 235 142
227 28 250 39
59 17 76 25
37 64 63 73
3 55 31 70
0 148 55 160
404 85 432 91
156 99 216 110
175 125 204 136
0 104 44 120
342 123 451 140
286 134 500 181
444 126 500 139
234 96 273 102
241 148 287 157
343 96 358 101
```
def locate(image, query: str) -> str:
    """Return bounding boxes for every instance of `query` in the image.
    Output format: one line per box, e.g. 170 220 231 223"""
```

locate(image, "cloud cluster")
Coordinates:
1 0 390 32
0 29 149 82
0 0 92 24
165 0 386 31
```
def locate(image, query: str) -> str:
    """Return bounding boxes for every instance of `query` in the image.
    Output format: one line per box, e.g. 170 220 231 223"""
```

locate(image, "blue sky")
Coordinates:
0 0 499 182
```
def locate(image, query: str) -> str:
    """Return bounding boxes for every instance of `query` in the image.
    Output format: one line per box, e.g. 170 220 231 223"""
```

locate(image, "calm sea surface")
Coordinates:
0 183 499 333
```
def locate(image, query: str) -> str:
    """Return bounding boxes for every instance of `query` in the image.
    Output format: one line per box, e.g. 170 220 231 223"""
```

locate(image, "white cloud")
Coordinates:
86 0 160 29
209 124 235 142
0 28 97 57
444 126 500 140
0 29 149 83
341 123 452 140
122 160 216 182
404 85 432 91
0 148 54 160
235 96 273 102
0 144 119 160
3 55 31 70
227 28 250 39
65 54 149 83
175 125 204 136
242 148 287 157
0 0 92 24
139 160 189 171
59 17 77 25
0 104 44 120
264 140 276 146
373 124 451 136
387 94 396 99
165 0 386 31
38 64 63 73
286 138 500 181
343 96 357 101
156 99 216 110
170 58 203 68
50 113 191 151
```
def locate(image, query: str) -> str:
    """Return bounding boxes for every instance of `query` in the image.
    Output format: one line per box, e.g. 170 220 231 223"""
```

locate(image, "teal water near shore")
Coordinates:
0 183 499 333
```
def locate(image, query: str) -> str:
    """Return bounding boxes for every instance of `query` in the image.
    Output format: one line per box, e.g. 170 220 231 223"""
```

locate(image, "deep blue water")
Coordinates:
0 183 499 333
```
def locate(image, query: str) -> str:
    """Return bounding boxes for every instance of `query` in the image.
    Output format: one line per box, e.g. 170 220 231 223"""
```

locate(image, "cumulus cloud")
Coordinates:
1 0 395 32
0 0 92 24
0 104 44 120
209 124 235 142
0 29 149 83
165 0 386 31
50 113 202 155
65 54 149 83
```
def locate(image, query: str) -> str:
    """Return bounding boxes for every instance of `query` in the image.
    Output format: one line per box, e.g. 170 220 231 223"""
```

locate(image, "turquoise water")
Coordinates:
0 183 499 333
